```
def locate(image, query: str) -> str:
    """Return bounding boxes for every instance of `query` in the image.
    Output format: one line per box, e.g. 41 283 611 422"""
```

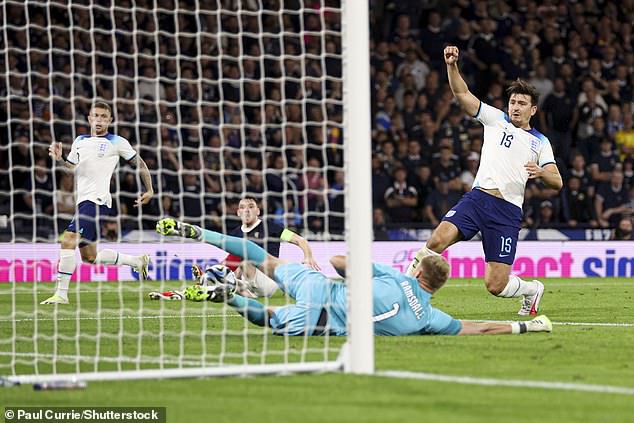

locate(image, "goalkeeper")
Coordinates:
150 196 319 300
156 218 552 336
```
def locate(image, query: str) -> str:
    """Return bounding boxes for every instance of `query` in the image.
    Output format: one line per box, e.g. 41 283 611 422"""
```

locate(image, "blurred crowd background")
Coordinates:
1 0 633 242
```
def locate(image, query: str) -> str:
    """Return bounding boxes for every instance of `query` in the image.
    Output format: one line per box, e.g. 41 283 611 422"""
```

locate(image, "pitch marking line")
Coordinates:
378 370 634 395
0 351 212 367
7 314 633 327
464 319 634 328
9 314 242 323
446 281 633 288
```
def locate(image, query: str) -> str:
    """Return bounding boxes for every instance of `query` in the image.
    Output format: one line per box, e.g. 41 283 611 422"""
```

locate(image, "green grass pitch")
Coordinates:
1 278 633 423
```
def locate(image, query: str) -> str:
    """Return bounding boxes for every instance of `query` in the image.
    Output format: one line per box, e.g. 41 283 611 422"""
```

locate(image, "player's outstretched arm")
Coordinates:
48 142 76 170
458 316 552 335
283 229 321 270
130 156 154 207
444 46 480 117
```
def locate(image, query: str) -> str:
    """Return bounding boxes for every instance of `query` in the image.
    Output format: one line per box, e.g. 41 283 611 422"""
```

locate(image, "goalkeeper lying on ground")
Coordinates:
155 218 552 336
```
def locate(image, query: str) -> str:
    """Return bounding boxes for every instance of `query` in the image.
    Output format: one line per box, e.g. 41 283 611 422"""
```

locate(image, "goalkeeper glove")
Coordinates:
156 218 201 239
183 285 209 302
183 284 236 303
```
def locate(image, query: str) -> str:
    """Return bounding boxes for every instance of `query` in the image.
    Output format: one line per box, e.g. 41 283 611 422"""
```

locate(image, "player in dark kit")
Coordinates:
223 196 319 297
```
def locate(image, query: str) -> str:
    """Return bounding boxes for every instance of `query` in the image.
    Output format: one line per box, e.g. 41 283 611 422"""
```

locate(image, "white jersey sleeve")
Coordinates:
67 137 81 165
475 102 507 126
115 135 137 161
537 138 556 167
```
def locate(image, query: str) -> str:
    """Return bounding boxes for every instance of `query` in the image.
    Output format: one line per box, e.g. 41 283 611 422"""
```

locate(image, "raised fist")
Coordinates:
444 46 459 65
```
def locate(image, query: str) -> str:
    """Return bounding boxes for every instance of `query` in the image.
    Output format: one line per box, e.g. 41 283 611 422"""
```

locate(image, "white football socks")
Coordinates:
498 274 539 298
55 249 76 299
53 249 143 300
406 246 441 276
95 249 140 268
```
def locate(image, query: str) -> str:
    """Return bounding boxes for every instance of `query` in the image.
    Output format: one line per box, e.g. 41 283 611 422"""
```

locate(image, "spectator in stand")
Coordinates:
569 153 595 198
55 173 75 217
605 105 624 138
595 169 628 228
564 176 597 228
161 194 180 218
501 42 530 84
614 64 633 100
431 144 462 192
423 177 461 228
401 140 427 176
611 217 633 240
372 207 389 241
371 153 391 209
615 112 634 160
395 49 430 92
529 63 553 108
383 166 418 224
467 17 499 98
578 117 608 164
539 78 575 161
377 139 401 178
623 159 634 191
533 200 560 229
589 137 620 185
460 152 480 193
390 14 419 46
401 90 419 131
438 106 469 156
603 79 623 108
411 113 438 151
600 45 619 81
23 157 55 240
419 11 446 70
576 79 608 142
411 165 434 215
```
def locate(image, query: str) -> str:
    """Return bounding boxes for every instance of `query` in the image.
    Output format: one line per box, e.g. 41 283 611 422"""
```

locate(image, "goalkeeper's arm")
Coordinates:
280 229 321 271
329 255 346 278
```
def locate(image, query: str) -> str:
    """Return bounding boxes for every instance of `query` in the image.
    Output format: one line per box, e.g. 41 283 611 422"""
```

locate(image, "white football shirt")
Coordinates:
472 102 556 208
66 133 137 208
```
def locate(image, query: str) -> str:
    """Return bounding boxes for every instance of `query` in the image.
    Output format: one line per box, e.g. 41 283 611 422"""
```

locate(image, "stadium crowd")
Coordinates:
0 0 633 242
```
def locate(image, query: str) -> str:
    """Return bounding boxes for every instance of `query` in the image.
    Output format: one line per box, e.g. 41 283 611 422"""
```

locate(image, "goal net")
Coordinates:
0 0 373 383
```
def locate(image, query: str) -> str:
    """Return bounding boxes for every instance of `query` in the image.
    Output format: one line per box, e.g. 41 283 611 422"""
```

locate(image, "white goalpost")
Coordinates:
0 0 373 383
341 0 373 374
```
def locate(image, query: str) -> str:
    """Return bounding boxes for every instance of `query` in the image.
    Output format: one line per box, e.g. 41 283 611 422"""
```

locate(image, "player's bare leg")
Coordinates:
486 262 545 316
406 221 462 275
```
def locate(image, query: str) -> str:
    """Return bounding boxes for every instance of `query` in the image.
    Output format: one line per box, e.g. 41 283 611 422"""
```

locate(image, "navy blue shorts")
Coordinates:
442 189 522 265
66 201 113 246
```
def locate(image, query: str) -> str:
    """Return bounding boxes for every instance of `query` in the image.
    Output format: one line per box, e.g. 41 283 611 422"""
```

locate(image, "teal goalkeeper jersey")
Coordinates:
369 263 461 336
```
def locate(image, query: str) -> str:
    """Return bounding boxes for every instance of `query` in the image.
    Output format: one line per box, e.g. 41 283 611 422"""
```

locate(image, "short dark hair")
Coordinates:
506 80 539 106
91 101 112 115
240 195 260 206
